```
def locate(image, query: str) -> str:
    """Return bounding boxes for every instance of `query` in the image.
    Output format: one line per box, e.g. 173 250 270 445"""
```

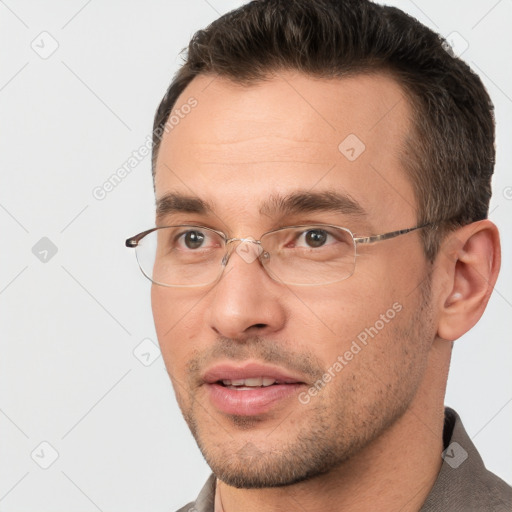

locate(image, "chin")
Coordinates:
196 431 358 489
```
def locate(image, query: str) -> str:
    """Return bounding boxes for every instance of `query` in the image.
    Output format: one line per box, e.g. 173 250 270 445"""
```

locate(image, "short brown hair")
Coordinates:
152 0 495 261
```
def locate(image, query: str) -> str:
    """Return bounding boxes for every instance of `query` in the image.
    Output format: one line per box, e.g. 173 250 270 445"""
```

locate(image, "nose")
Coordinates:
207 241 287 340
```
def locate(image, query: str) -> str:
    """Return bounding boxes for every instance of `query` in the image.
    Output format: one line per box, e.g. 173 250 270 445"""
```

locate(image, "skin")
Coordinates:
151 71 500 511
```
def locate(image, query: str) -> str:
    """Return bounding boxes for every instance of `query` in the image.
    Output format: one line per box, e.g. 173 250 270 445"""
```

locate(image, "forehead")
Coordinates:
154 71 417 229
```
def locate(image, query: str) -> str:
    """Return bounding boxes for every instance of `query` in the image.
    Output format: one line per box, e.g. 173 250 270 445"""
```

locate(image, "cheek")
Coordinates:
284 256 420 371
151 286 204 375
289 276 394 337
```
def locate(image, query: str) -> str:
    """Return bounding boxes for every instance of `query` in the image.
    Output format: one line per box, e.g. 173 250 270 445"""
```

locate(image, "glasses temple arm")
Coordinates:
354 223 434 244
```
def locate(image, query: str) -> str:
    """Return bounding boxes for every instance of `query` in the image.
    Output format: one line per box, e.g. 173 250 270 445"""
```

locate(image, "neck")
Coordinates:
217 342 450 512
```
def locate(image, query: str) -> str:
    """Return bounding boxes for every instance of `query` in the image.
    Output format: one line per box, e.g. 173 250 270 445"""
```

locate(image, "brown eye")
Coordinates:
304 229 328 247
183 230 205 249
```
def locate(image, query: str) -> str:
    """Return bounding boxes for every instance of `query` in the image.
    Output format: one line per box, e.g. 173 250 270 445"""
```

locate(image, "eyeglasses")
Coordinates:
125 223 431 287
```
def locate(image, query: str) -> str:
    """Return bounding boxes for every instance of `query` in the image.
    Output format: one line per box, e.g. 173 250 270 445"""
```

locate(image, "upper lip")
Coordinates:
202 362 307 384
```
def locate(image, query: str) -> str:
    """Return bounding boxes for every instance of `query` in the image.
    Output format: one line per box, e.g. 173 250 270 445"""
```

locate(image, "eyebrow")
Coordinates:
155 189 367 223
259 190 367 219
156 193 213 221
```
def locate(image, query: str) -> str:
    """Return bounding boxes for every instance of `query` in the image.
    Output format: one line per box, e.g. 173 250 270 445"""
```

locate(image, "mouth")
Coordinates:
218 376 290 389
202 362 307 416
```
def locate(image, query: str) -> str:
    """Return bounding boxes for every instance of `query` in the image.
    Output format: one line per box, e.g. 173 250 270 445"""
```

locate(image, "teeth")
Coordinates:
221 377 277 387
245 377 265 387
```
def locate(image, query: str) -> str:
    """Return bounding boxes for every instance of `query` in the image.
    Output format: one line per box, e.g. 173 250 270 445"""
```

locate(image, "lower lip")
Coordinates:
205 382 304 416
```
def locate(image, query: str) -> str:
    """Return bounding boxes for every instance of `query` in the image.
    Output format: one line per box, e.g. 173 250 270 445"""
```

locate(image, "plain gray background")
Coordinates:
1 1 511 510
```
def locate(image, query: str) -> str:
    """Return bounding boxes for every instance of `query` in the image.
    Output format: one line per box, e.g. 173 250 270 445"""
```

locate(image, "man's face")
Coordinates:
152 72 437 487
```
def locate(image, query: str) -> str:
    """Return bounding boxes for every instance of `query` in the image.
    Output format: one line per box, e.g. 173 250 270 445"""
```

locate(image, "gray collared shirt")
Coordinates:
176 408 512 511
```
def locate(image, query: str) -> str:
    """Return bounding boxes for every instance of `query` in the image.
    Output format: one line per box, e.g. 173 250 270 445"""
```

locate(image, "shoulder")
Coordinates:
173 474 217 512
421 408 512 511
174 502 199 512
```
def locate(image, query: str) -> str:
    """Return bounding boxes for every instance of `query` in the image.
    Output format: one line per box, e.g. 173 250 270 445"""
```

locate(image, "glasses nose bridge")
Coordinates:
221 236 265 267
225 236 262 244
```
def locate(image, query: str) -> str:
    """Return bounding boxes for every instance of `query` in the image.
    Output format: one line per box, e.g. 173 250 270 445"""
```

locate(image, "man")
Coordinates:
126 0 511 510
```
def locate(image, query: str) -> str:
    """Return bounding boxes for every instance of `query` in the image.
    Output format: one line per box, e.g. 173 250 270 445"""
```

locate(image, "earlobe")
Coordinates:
437 220 501 341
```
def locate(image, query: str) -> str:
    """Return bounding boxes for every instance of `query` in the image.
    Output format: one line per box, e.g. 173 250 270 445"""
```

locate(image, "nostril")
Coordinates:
253 323 267 329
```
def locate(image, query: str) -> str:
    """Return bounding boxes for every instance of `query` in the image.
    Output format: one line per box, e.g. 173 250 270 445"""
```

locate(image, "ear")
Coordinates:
437 220 501 341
